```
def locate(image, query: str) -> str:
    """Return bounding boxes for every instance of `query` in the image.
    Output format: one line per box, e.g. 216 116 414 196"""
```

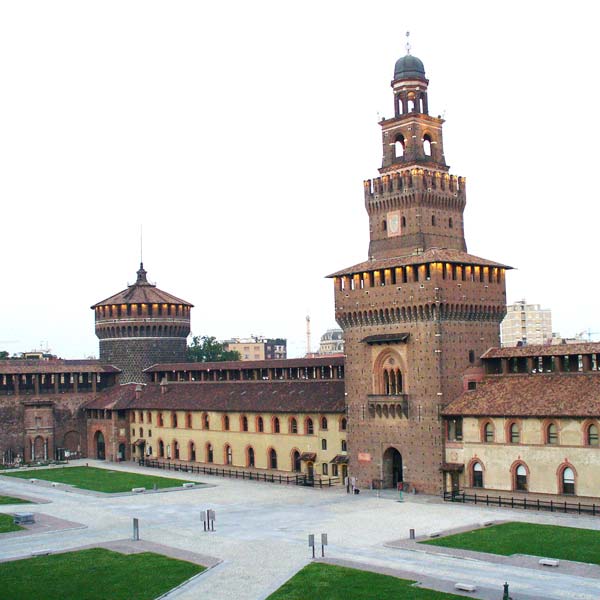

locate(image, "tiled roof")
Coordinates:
442 373 600 417
144 356 345 372
0 360 120 375
86 380 346 414
327 248 511 278
91 263 192 308
482 343 600 359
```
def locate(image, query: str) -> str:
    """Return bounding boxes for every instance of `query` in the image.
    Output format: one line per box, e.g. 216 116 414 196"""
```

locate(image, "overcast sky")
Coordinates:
1 1 598 359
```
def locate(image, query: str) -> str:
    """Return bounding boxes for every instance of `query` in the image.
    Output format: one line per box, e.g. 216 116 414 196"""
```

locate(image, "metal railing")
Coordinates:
443 490 600 516
138 458 339 488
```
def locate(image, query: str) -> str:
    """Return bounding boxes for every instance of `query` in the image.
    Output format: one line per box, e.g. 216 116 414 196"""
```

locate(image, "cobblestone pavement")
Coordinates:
1 460 600 599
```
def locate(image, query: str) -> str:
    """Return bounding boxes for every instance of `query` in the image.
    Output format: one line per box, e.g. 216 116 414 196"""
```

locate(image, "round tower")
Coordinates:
91 263 193 383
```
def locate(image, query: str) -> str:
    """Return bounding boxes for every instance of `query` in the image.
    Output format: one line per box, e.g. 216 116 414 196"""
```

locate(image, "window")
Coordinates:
203 413 209 430
147 411 152 424
322 463 328 476
290 418 298 434
449 217 454 228
483 422 494 443
562 466 575 495
206 443 213 463
468 350 475 364
509 422 520 444
139 411 144 423
394 134 405 158
186 413 192 429
306 418 314 435
269 448 278 469
174 441 180 459
587 424 599 446
242 415 249 432
139 427 143 437
341 440 347 452
546 423 558 445
171 412 178 428
321 439 327 451
431 215 436 226
158 412 164 427
223 415 230 431
321 417 328 430
247 446 255 467
467 381 477 391
225 445 232 465
273 417 280 433
340 417 347 431
446 418 463 441
331 463 338 477
158 440 164 457
423 134 432 156
257 416 264 433
515 464 527 491
472 462 483 488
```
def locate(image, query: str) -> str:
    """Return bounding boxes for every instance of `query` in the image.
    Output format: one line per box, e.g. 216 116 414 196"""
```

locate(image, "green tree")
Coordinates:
186 336 241 363
0 351 9 360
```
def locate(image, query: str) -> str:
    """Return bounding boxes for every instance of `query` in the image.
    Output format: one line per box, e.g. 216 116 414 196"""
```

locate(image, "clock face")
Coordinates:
387 210 401 237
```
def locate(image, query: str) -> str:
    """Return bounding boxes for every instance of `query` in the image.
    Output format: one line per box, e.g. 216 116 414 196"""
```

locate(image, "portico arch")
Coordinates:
382 446 403 488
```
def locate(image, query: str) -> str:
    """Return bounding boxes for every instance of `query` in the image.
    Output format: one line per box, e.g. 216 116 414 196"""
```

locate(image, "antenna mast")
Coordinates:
306 315 312 356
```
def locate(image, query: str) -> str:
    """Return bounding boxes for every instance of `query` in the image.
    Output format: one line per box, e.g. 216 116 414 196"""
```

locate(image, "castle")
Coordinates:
1 49 599 501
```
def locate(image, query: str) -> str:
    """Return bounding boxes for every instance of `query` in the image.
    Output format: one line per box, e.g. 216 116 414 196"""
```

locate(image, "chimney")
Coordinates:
160 377 168 395
135 384 143 401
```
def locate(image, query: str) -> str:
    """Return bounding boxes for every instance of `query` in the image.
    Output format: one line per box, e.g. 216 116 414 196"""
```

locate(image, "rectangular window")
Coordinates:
447 418 463 441
322 464 328 476
331 464 338 477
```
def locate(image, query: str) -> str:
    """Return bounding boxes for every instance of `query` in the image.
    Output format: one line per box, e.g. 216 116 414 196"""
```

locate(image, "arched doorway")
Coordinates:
118 443 126 461
306 462 314 479
292 450 301 472
382 447 403 488
94 431 105 460
33 436 45 461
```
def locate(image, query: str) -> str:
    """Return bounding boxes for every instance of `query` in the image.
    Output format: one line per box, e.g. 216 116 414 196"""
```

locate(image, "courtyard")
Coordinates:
1 460 600 599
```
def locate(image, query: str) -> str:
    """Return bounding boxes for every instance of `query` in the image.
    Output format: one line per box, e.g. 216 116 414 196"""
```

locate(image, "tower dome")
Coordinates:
393 54 426 81
91 263 193 383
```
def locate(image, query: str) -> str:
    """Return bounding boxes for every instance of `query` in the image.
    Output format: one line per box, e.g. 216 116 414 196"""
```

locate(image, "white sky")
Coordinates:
1 1 599 359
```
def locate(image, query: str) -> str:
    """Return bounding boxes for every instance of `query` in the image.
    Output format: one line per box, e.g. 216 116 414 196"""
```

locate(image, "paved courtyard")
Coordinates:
1 460 600 599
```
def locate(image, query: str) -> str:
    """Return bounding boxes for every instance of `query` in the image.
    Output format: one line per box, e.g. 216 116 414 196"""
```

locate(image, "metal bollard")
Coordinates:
409 528 415 540
133 518 139 541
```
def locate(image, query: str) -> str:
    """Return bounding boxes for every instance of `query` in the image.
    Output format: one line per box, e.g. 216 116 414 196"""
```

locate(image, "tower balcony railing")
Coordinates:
95 316 190 326
367 393 409 418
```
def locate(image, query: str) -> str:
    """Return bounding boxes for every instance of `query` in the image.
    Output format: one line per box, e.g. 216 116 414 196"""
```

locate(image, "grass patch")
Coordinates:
266 563 466 599
0 495 31 505
4 466 195 493
422 522 600 565
0 548 204 600
0 513 23 534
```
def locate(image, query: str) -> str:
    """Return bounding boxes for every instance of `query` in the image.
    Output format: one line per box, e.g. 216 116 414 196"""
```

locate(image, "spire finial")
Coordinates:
405 31 411 55
140 224 143 264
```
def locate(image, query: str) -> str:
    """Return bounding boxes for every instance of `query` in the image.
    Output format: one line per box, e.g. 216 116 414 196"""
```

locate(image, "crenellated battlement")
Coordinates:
364 169 466 199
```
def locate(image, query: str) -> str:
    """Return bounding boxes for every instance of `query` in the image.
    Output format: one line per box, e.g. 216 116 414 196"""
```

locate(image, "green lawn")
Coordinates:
4 466 195 493
0 495 31 505
0 548 204 600
422 522 600 565
0 513 23 534
266 563 466 599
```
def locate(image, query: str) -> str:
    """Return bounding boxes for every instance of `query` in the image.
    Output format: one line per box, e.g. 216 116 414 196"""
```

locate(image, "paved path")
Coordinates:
1 460 600 599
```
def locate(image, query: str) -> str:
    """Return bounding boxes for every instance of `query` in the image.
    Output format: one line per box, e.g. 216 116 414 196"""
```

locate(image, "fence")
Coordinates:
443 490 600 517
138 458 339 488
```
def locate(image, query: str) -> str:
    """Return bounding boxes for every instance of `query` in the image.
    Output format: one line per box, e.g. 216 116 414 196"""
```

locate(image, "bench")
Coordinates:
539 558 560 567
428 531 442 538
14 513 35 525
131 487 146 493
454 583 477 592
182 482 195 488
31 550 51 557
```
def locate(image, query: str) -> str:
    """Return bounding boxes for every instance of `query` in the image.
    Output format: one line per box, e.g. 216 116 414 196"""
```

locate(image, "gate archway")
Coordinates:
382 447 403 488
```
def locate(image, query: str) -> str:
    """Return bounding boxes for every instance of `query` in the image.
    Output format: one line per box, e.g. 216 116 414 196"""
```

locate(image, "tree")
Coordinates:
0 351 8 360
186 336 241 363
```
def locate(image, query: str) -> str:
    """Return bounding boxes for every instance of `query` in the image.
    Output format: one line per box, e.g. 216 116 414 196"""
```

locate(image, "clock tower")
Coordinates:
329 50 510 494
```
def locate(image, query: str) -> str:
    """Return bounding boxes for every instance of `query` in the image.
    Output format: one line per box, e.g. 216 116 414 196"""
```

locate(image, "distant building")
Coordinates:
501 300 552 347
318 329 344 355
223 337 287 361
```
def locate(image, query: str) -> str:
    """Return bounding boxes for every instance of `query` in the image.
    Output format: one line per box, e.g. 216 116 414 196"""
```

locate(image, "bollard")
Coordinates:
207 509 215 531
308 534 315 559
409 528 415 540
132 518 139 541
503 582 512 600
321 533 328 558
201 510 207 532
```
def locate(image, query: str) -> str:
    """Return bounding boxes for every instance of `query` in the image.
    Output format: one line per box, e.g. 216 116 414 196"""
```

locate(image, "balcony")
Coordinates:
367 394 409 419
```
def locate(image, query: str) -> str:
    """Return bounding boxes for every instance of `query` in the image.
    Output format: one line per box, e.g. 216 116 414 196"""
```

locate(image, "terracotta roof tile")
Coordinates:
482 343 600 359
442 373 600 417
0 360 120 375
145 356 345 372
327 248 511 278
84 383 138 410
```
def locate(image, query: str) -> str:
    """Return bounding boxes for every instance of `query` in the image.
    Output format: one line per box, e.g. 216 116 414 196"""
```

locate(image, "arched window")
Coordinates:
394 134 405 158
241 415 249 432
341 440 347 452
147 411 152 424
202 413 209 430
173 440 180 459
247 446 255 468
158 439 164 458
472 462 483 488
587 424 599 446
509 422 520 444
305 418 314 435
483 422 494 443
139 427 143 438
546 422 558 445
171 412 178 428
321 417 328 430
225 445 232 465
269 448 278 470
290 417 298 434
223 415 230 431
561 466 575 495
186 413 192 429
321 439 327 451
423 134 432 157
515 464 527 491
257 416 264 433
273 417 280 433
206 443 213 463
340 417 347 431
189 441 196 461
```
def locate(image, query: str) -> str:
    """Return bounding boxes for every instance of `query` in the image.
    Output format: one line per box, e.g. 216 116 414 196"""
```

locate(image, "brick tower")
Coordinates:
329 51 510 494
92 263 193 383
